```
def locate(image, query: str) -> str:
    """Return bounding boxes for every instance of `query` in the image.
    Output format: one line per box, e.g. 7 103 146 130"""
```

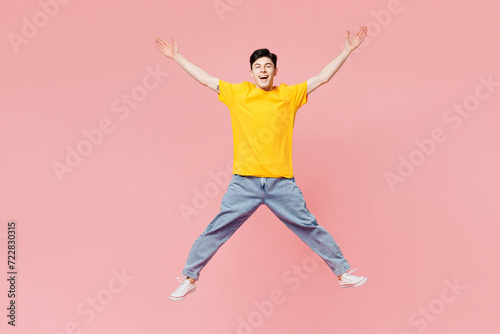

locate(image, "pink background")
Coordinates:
1 0 499 333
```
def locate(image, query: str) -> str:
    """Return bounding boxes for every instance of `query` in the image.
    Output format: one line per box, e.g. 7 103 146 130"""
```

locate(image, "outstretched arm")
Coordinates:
155 37 220 93
306 27 367 95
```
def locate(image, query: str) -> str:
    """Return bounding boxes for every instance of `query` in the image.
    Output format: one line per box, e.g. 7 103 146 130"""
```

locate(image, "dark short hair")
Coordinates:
249 48 277 69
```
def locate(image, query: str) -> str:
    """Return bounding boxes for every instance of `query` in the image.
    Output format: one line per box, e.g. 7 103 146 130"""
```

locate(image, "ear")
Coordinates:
274 68 278 76
249 68 253 78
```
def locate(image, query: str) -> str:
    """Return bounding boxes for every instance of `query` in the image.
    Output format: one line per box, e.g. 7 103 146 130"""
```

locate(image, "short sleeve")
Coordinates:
284 81 308 109
218 80 236 107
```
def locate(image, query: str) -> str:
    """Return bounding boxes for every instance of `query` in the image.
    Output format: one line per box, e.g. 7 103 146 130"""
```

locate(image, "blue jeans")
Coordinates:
182 174 351 280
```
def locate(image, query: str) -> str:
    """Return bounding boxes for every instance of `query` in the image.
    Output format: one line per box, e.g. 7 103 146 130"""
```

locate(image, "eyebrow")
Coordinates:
253 63 273 67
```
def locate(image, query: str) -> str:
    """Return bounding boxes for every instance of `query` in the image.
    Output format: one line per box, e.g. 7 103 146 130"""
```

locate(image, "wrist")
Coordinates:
173 52 183 62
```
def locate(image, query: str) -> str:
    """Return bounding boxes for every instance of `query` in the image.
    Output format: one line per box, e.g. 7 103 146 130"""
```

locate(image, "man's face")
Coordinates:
250 57 278 91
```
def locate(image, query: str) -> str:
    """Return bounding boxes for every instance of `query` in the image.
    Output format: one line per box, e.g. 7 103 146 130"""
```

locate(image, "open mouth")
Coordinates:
259 75 269 81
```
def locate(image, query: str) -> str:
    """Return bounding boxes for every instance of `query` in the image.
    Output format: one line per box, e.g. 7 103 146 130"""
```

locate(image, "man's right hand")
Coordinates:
155 37 179 59
155 36 220 93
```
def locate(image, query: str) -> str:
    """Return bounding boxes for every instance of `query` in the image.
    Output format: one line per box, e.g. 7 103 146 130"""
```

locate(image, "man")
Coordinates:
155 26 369 302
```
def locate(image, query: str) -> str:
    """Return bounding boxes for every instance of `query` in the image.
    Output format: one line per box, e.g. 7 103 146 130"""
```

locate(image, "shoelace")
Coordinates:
341 268 359 282
173 277 191 294
345 268 358 276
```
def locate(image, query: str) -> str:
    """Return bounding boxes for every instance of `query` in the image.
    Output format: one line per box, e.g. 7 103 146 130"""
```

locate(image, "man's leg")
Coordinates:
181 174 263 281
263 177 352 277
170 174 264 301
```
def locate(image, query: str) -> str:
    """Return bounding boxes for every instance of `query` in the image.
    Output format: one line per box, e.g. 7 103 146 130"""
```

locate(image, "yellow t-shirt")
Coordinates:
218 80 308 178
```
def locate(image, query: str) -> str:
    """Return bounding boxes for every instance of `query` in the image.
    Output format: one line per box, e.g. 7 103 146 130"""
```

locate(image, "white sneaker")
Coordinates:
338 268 367 288
169 277 196 301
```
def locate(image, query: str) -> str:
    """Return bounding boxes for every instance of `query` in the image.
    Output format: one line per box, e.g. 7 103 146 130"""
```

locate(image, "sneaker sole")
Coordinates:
169 287 196 301
341 277 368 289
